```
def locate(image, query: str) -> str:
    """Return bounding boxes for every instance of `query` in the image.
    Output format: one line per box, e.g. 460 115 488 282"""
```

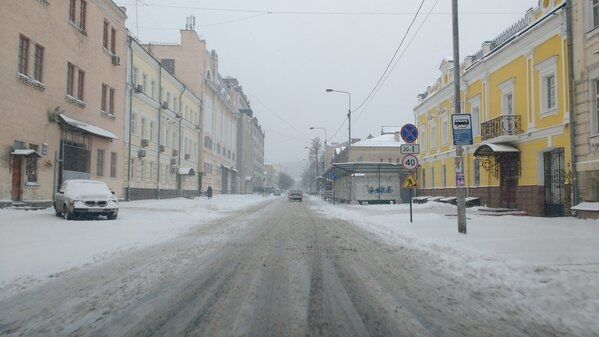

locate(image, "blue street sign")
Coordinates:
331 172 337 181
452 114 473 146
400 124 419 143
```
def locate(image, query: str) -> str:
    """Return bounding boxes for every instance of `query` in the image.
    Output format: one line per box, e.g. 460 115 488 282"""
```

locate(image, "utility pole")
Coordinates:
452 0 467 234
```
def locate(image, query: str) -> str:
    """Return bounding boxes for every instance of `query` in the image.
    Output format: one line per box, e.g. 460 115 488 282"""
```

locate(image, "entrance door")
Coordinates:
499 154 518 209
11 156 23 201
544 148 566 217
221 167 229 194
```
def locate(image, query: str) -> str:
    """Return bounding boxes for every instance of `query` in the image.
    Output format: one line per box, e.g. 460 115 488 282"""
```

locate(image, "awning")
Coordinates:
58 114 118 140
474 143 520 157
178 167 195 175
10 149 42 157
220 164 237 173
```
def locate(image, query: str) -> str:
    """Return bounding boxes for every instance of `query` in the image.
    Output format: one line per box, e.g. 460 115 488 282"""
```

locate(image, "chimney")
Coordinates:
482 41 494 56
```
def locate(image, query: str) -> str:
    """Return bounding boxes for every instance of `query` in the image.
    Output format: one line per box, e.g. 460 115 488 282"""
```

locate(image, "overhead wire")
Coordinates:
353 0 440 123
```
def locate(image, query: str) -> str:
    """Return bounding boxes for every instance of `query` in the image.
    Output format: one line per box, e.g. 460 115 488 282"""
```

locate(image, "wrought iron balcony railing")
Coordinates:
481 115 522 141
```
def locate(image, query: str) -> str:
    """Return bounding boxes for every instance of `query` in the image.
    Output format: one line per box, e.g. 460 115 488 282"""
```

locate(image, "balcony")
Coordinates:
481 115 522 142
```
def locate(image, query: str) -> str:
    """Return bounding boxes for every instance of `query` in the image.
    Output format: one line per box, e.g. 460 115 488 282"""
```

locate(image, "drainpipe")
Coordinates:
565 0 579 207
156 65 162 199
177 85 186 197
126 37 134 201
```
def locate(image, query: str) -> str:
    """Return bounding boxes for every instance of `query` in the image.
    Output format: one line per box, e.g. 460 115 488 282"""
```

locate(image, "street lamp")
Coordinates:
326 88 352 203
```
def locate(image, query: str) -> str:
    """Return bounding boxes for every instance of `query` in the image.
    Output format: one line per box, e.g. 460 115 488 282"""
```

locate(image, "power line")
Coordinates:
354 0 440 123
117 2 524 16
351 0 426 115
245 91 310 140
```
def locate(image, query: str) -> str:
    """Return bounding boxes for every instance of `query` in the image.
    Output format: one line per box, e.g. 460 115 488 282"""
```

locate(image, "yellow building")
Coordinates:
415 0 573 216
125 37 202 200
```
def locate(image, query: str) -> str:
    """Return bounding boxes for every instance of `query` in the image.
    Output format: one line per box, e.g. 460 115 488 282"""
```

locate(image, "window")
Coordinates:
26 144 39 183
103 155 115 180
101 84 107 111
430 120 437 149
103 21 109 49
69 0 76 22
595 80 599 134
545 74 556 110
166 92 171 108
110 27 116 54
474 158 480 186
33 44 44 81
471 106 480 136
132 67 138 85
151 81 156 99
97 149 105 176
141 116 147 138
594 0 599 28
442 165 447 187
109 88 115 114
79 0 86 31
166 126 171 147
441 116 448 145
141 160 145 180
174 97 178 112
150 120 155 142
77 69 85 100
161 59 175 74
131 110 137 134
142 74 147 94
537 57 557 116
431 167 435 188
18 35 29 75
66 62 75 96
503 92 514 115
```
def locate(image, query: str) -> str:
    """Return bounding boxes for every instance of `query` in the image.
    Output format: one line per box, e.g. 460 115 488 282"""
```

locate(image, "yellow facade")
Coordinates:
414 1 572 216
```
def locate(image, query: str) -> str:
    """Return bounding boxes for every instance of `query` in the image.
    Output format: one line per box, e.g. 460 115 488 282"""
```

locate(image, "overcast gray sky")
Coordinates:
115 0 539 169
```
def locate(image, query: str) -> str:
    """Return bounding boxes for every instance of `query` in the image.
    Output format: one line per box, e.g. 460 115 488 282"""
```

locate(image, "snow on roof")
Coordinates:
10 149 41 157
572 202 599 212
178 167 195 175
59 114 118 140
352 133 403 147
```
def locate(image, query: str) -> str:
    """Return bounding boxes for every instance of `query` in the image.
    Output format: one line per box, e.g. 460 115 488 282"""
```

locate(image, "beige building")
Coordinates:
145 28 239 194
125 37 202 200
0 0 127 206
333 133 404 164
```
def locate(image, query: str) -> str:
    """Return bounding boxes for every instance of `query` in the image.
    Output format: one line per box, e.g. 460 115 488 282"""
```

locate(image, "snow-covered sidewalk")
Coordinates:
310 197 599 334
0 195 272 296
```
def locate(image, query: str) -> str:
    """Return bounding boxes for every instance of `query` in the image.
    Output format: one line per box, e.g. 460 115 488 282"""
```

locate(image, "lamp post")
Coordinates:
326 88 352 203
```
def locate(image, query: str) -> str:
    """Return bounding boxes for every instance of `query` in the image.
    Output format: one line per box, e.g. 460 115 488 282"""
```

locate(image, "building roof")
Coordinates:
352 133 403 147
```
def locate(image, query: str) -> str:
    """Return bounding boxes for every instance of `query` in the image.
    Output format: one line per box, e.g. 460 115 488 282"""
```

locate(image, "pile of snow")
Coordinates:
310 198 599 334
0 195 272 297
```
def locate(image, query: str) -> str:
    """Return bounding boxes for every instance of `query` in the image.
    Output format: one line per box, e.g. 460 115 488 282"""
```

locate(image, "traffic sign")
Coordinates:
400 144 420 154
403 173 419 189
400 124 419 143
452 114 473 146
402 154 419 171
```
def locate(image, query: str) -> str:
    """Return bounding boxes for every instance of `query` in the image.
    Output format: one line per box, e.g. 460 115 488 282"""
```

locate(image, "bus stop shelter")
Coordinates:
324 162 411 204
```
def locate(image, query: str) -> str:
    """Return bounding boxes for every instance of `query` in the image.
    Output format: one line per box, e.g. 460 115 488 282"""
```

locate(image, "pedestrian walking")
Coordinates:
206 186 213 199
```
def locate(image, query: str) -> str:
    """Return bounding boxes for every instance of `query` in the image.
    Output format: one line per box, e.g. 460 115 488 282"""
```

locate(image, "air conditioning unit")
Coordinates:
159 144 165 152
161 101 168 109
172 149 179 157
134 84 143 93
170 166 178 174
185 153 191 160
141 138 149 147
112 55 120 66
170 158 177 165
137 149 146 158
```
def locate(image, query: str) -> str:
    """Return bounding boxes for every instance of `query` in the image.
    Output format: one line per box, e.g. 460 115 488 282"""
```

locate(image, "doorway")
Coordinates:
11 156 23 201
544 148 566 217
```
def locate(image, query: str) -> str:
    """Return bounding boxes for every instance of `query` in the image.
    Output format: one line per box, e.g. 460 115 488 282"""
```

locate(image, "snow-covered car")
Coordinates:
54 179 119 220
288 190 303 202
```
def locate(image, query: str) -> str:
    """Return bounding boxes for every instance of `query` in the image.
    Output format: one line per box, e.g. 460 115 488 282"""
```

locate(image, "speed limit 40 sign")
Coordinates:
402 154 419 171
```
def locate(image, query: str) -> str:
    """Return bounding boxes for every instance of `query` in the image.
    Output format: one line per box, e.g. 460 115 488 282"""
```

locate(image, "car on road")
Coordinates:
54 179 119 220
273 189 282 196
288 190 303 202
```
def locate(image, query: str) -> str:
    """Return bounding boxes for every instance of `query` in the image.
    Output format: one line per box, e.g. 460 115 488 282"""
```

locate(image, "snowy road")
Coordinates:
0 198 585 337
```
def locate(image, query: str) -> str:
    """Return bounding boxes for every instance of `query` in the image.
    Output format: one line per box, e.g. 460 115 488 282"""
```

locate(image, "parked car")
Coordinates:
273 189 281 196
54 179 119 220
288 190 303 202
